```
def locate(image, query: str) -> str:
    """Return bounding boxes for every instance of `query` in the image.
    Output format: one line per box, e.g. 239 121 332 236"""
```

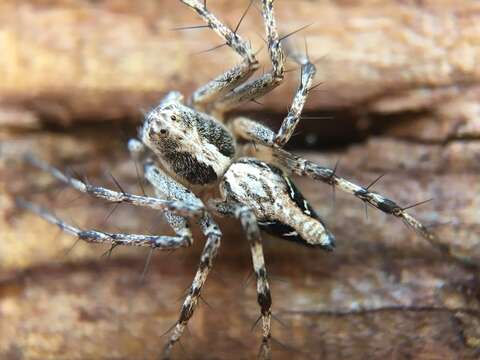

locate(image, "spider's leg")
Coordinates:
210 200 272 360
142 160 223 359
213 0 285 113
161 215 221 359
179 0 259 110
265 147 453 257
274 53 316 147
24 155 203 217
16 198 193 249
231 55 316 147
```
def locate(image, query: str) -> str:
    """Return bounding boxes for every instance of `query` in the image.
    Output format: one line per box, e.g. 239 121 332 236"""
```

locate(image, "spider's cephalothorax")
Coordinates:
19 1 445 359
141 95 236 186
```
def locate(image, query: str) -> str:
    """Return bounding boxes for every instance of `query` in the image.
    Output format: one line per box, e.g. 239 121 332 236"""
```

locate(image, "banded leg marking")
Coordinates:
214 0 285 113
25 155 203 217
210 200 272 359
17 198 193 249
180 0 259 109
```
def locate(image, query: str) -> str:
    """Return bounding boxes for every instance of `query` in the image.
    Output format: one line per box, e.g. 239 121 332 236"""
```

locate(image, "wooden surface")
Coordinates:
2 126 480 359
1 0 480 359
0 0 480 126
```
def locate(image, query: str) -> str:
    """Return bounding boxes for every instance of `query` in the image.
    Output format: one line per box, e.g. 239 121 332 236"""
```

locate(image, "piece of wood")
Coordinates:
1 126 479 359
0 0 480 126
1 1 479 359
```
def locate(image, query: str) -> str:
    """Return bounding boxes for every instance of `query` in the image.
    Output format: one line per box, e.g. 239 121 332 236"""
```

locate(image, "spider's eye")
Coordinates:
159 128 168 135
170 115 177 121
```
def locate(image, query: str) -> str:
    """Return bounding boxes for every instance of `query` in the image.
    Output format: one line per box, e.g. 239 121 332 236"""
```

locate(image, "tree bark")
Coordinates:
1 1 479 359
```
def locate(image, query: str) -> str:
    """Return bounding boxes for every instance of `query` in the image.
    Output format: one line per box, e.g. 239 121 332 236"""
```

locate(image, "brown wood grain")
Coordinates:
1 1 480 359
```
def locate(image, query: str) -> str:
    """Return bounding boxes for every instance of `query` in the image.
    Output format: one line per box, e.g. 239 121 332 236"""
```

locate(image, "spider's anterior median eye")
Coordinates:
170 115 177 121
159 128 168 135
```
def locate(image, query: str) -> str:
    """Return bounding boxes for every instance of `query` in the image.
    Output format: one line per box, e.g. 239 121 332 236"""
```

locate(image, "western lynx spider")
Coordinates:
18 0 449 358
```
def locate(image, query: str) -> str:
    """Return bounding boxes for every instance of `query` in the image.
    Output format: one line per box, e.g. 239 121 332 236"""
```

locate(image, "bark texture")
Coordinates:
1 1 480 359
0 0 479 125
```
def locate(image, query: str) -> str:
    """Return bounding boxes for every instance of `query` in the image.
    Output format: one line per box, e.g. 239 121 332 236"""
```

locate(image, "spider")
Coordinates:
17 0 447 359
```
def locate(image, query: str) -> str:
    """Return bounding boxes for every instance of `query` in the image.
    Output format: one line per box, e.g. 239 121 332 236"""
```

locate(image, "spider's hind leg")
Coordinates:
210 200 272 359
265 146 460 262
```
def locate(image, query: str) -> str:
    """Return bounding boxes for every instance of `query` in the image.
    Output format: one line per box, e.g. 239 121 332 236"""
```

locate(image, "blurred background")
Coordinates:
1 0 480 359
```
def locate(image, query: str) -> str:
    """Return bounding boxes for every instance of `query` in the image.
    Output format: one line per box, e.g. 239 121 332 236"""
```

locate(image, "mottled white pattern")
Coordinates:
223 159 333 247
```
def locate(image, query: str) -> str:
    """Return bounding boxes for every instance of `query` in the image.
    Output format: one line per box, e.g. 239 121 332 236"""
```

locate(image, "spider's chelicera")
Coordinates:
19 1 445 359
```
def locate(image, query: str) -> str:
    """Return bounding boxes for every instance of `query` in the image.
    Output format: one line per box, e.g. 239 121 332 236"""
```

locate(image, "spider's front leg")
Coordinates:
179 0 259 111
210 200 272 359
213 0 285 113
231 51 316 147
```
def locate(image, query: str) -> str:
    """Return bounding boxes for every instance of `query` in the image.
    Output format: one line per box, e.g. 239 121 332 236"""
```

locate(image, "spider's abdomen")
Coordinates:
221 158 335 250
